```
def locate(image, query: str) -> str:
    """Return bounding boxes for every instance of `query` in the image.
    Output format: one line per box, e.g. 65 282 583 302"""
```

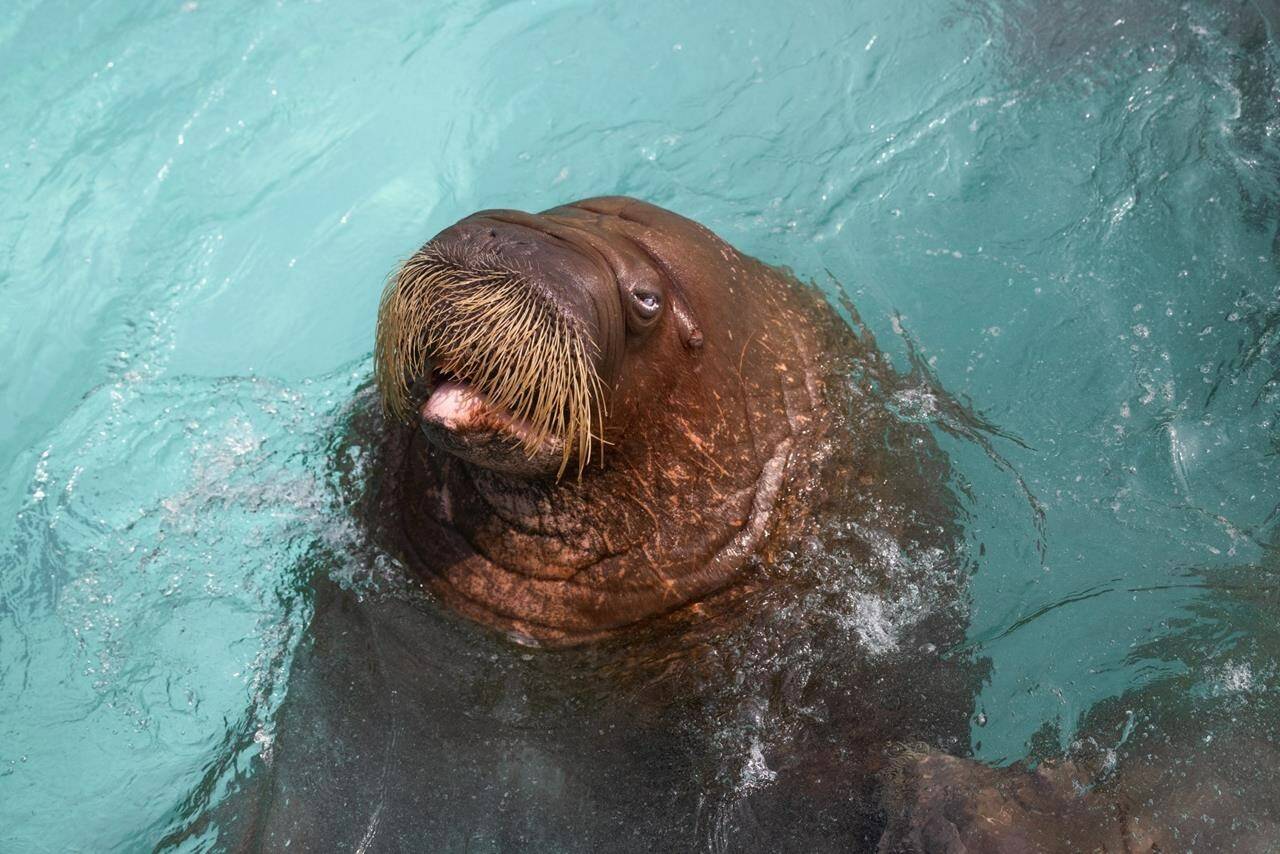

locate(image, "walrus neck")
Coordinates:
452 401 788 577
395 361 819 645
460 462 614 573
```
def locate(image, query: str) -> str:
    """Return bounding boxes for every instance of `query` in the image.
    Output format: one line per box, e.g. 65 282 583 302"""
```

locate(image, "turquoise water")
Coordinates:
3 0 1280 849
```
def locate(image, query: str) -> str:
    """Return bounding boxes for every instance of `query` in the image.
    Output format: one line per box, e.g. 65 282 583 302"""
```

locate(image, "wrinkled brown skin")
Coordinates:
390 196 859 645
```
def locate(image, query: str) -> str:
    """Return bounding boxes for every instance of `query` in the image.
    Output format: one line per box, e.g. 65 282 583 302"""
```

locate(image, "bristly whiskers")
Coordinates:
374 243 606 476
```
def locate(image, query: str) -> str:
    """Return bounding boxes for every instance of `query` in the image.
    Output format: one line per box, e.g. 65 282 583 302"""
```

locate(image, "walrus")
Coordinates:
365 195 966 647
204 195 979 851
203 196 1276 852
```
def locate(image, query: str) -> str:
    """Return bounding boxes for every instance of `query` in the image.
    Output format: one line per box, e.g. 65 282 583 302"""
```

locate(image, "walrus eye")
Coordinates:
631 290 662 323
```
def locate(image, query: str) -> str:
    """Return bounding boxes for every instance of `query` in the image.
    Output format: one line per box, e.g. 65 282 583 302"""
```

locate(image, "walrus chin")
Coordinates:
374 240 609 478
416 379 570 477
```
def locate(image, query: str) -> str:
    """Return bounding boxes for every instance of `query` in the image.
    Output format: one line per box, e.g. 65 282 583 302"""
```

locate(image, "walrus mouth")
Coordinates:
374 243 606 476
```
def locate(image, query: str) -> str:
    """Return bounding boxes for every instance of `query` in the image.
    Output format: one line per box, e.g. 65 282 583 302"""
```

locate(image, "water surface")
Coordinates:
3 0 1280 849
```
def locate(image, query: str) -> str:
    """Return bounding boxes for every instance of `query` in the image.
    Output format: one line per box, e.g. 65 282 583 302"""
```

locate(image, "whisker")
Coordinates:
374 245 606 476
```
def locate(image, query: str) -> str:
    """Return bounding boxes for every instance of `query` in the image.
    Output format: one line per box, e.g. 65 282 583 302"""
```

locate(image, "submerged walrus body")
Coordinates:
214 198 1280 852
219 197 980 851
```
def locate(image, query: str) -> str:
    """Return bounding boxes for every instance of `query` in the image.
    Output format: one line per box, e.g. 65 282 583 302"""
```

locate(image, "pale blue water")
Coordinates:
3 0 1280 850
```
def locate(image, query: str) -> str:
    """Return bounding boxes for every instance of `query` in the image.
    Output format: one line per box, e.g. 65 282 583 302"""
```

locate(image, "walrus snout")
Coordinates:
373 212 630 477
380 202 716 478
429 215 621 354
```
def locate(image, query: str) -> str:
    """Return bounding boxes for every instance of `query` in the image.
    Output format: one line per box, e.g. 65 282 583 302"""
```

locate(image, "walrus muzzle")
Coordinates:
375 216 623 477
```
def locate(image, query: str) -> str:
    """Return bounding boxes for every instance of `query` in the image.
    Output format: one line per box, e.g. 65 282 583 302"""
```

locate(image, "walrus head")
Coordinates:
373 197 853 643
376 202 705 478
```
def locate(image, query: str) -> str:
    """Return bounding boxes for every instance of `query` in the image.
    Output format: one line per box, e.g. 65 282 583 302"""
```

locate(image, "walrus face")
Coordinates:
375 208 678 477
